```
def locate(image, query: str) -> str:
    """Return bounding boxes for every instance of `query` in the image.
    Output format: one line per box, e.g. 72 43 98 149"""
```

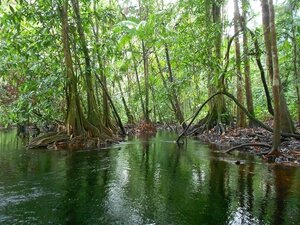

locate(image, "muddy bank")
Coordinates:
197 126 300 166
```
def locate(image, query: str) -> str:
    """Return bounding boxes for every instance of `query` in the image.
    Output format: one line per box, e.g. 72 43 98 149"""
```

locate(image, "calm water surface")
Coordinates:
0 129 300 225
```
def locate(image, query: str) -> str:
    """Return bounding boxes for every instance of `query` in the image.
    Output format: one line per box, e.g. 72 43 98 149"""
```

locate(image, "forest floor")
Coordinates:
142 121 300 166
196 122 300 166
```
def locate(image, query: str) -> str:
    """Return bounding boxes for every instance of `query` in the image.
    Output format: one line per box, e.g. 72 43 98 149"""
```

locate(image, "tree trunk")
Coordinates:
70 0 112 137
130 43 146 119
205 0 230 132
241 0 255 126
266 0 280 153
142 40 150 123
154 50 185 127
101 67 114 129
60 0 85 136
234 0 246 128
261 0 295 134
117 79 134 124
248 29 274 116
291 9 300 123
164 45 187 128
90 1 114 131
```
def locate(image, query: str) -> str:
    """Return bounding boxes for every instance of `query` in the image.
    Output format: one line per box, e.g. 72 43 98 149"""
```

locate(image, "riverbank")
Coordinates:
196 124 300 166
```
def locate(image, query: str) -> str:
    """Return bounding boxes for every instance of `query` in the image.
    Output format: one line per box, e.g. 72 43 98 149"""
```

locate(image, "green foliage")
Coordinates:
0 0 299 127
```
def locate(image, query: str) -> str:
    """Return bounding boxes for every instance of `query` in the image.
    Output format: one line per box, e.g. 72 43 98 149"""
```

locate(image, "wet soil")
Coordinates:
197 124 300 166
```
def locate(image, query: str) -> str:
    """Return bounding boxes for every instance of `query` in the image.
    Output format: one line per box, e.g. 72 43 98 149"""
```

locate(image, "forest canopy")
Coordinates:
0 0 299 141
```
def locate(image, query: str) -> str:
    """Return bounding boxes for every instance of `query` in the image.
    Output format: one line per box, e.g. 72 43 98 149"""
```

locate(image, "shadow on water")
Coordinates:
0 130 300 225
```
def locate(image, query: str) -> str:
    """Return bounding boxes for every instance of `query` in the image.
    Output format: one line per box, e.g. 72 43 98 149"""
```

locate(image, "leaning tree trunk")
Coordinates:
234 0 246 128
117 78 134 124
248 29 274 116
154 47 187 129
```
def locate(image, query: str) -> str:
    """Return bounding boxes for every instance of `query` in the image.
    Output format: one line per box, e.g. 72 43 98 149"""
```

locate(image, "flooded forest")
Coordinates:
0 0 300 224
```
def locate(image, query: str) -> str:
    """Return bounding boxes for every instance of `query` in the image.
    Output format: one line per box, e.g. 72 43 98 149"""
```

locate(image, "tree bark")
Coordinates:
142 40 150 123
164 45 187 128
71 0 112 137
234 0 246 127
266 0 280 153
130 43 146 119
248 29 274 116
291 8 300 122
117 79 134 124
241 0 255 126
261 0 295 134
60 0 85 136
205 0 229 131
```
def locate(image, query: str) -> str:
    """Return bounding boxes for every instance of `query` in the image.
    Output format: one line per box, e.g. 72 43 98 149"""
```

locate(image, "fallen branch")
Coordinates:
176 92 221 143
225 143 271 153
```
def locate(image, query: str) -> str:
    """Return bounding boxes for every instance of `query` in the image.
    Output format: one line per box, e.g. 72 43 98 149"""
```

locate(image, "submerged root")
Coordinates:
27 131 121 150
225 142 271 153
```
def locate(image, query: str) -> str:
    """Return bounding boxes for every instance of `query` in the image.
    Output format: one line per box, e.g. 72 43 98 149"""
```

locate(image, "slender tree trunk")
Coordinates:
150 85 157 122
91 1 114 130
291 11 300 122
154 50 186 128
265 0 280 152
101 66 114 129
205 1 229 132
117 79 134 124
261 0 273 83
138 0 150 123
142 41 150 123
241 0 255 126
130 43 146 119
165 45 187 128
234 0 246 127
248 29 274 115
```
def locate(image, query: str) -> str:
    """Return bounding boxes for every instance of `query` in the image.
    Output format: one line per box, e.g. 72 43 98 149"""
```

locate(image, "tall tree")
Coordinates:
261 0 295 134
234 0 246 127
289 2 300 123
241 0 255 126
204 0 230 132
60 0 85 136
71 0 113 137
261 0 281 152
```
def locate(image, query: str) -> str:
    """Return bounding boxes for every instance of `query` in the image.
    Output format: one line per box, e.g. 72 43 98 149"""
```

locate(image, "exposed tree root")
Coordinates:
27 131 120 150
177 91 300 143
27 132 70 149
225 142 271 153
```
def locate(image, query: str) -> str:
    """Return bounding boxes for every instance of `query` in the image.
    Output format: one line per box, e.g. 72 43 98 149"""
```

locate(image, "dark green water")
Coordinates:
0 130 300 225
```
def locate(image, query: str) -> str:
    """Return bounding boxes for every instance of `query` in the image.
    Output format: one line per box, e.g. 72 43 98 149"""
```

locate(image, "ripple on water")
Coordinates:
0 184 53 209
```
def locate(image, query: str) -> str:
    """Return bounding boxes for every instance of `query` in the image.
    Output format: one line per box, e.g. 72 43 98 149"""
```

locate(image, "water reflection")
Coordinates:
0 130 300 225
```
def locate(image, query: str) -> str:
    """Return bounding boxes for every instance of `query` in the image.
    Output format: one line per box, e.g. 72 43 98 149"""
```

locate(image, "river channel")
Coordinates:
0 129 299 225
